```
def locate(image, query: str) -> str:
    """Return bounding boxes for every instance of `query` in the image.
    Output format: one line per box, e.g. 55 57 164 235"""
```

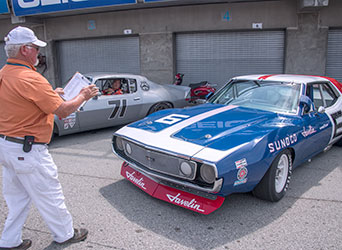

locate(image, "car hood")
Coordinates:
115 104 292 162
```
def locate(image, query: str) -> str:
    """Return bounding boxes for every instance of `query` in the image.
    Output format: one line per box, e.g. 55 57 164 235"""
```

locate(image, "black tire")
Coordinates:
334 137 342 147
147 102 172 115
253 149 292 202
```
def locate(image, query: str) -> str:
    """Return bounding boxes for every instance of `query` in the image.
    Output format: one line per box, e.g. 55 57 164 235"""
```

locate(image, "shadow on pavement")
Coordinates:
99 147 339 249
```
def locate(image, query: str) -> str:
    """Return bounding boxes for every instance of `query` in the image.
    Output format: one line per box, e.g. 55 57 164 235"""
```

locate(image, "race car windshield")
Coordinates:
209 80 301 114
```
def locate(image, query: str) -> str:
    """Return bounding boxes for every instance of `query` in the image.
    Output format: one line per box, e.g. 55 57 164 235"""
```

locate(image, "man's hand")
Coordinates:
55 87 64 96
79 84 99 101
54 84 99 118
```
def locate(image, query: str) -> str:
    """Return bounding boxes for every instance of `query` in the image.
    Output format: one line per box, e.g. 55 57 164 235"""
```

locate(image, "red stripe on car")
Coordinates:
258 74 277 80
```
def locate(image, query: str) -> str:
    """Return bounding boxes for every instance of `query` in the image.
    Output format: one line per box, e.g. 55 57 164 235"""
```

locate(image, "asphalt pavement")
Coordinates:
0 126 341 250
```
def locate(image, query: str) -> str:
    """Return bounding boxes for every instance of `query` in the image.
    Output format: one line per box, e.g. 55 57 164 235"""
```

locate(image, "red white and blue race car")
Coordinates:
111 74 342 214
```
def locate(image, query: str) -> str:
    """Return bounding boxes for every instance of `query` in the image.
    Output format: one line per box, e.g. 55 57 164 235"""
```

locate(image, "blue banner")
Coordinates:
0 0 9 14
12 0 136 16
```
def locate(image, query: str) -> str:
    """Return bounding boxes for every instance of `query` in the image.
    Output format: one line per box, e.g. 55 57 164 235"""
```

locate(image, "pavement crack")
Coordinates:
58 171 120 181
286 195 342 203
86 241 120 249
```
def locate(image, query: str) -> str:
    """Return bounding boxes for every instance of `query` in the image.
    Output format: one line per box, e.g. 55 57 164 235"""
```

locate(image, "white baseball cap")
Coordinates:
4 26 47 47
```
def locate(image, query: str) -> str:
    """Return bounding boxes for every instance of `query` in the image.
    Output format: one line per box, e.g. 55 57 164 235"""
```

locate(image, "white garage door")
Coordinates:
176 30 285 88
326 29 342 82
56 36 140 85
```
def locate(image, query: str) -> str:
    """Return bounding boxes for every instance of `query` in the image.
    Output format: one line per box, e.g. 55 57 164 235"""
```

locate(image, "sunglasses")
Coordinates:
25 45 40 52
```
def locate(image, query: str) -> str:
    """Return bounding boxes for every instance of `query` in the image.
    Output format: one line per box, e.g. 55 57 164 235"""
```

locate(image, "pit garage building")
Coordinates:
0 0 341 89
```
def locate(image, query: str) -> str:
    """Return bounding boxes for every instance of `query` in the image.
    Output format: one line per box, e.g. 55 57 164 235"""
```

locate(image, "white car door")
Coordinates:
77 77 143 130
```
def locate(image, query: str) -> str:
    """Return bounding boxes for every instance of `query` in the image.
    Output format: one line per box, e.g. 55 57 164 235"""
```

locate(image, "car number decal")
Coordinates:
108 99 127 119
155 114 190 125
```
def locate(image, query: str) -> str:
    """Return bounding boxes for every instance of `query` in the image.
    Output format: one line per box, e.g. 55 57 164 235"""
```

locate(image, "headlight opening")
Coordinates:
200 164 216 184
115 137 124 151
179 161 193 177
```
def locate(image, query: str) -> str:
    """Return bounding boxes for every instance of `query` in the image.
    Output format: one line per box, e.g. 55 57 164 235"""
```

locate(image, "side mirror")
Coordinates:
318 106 325 113
93 90 102 100
299 95 313 114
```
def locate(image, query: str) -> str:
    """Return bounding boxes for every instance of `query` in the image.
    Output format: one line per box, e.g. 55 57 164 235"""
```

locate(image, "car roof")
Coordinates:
84 72 147 80
232 74 335 84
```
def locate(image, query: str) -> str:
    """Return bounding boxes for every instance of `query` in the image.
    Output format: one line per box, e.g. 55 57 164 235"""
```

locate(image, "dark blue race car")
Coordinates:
112 74 342 214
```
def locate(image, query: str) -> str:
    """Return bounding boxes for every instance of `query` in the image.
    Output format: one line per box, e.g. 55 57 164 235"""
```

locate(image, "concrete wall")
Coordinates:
43 1 297 38
0 0 342 85
140 32 174 84
285 13 329 75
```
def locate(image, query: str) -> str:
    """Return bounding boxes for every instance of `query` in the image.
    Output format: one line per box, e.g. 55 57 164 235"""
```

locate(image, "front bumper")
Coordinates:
121 162 225 215
113 136 223 194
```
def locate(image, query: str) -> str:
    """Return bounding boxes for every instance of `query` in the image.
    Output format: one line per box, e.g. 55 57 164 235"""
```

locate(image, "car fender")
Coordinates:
210 121 305 196
53 112 81 136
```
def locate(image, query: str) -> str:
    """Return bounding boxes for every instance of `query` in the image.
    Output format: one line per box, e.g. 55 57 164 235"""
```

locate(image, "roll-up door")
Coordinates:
56 36 140 85
0 42 6 66
176 30 284 88
326 29 342 82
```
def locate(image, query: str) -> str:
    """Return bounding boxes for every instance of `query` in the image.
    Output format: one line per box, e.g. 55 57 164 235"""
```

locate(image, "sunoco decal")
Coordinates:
234 158 248 186
268 133 297 153
166 193 204 212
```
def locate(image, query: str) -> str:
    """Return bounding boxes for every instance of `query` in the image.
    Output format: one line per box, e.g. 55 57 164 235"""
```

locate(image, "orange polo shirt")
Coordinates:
0 58 64 143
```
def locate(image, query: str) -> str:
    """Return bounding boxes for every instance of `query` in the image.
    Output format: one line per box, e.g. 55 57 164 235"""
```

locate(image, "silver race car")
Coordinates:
53 73 190 137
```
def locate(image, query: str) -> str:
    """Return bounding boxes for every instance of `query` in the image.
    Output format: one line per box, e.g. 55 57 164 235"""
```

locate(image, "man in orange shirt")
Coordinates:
0 26 98 249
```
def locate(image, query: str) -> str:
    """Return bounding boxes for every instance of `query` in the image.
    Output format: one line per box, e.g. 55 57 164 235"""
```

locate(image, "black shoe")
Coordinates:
0 239 32 250
59 228 88 244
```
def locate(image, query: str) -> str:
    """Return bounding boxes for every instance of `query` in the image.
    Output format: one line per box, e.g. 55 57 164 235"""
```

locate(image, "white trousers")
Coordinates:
0 138 74 247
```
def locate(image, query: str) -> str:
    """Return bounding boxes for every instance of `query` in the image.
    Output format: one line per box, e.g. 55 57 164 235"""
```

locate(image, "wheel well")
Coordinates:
253 148 293 202
157 101 173 108
164 101 173 108
288 147 295 163
147 102 173 115
259 147 295 182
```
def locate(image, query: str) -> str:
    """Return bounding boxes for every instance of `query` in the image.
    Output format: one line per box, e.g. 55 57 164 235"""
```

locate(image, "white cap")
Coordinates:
4 26 47 47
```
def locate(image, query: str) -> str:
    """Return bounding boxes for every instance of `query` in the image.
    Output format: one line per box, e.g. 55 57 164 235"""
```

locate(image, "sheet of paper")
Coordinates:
61 72 91 101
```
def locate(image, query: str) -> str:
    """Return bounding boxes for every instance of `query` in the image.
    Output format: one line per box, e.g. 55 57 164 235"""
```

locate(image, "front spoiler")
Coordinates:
121 162 225 215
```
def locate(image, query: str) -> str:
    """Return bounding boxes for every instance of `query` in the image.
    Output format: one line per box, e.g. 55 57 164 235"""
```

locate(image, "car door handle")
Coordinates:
134 97 141 101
